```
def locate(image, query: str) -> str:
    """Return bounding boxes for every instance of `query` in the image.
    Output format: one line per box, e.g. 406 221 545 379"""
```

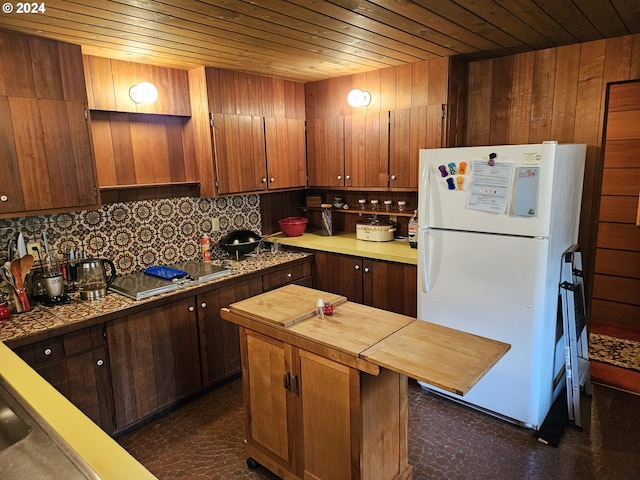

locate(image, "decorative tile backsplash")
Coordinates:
0 195 261 276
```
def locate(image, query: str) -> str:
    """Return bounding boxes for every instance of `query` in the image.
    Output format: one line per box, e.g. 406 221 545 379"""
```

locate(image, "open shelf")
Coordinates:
296 206 414 217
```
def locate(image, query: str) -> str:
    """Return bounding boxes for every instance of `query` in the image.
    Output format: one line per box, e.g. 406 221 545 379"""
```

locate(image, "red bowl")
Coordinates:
278 217 308 237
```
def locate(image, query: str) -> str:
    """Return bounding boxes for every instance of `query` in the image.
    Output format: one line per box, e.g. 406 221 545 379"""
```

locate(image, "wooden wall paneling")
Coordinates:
594 248 640 279
0 37 5 95
262 76 284 118
608 82 640 111
550 44 580 143
166 116 189 182
592 274 640 306
529 48 557 143
389 108 410 187
379 65 397 112
365 69 382 113
83 56 117 110
8 97 52 211
110 59 135 113
29 36 64 100
601 168 640 195
446 58 468 147
465 59 493 145
131 115 171 184
108 112 137 186
284 80 305 120
598 195 638 223
205 67 223 113
0 96 24 212
411 60 429 107
631 35 640 79
603 139 640 167
488 55 514 146
507 51 535 145
596 223 640 251
90 113 118 187
395 63 413 110
0 32 36 97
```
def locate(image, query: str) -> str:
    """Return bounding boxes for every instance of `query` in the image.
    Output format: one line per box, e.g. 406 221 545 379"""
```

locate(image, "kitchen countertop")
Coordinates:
0 342 157 479
265 231 418 265
0 250 312 346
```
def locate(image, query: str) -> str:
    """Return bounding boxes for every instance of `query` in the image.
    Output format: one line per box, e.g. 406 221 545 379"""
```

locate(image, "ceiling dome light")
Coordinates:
129 82 158 104
347 88 371 107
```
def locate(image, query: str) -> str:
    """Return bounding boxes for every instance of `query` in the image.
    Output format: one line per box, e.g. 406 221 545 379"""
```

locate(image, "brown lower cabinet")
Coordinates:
107 297 202 431
312 251 417 317
13 325 115 434
240 327 411 480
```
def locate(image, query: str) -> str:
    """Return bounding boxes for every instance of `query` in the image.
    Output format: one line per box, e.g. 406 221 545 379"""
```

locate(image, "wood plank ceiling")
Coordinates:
0 0 638 82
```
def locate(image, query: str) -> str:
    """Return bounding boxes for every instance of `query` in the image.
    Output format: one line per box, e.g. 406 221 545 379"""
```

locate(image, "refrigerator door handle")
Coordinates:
421 228 430 293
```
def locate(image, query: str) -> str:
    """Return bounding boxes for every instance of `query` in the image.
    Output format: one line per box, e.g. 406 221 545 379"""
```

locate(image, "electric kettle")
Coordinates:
76 258 116 300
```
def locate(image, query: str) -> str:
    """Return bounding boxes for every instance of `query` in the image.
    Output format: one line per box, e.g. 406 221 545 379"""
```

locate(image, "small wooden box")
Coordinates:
306 195 322 207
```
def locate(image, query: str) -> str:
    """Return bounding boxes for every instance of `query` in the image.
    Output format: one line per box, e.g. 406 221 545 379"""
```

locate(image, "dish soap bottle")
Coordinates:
408 210 418 249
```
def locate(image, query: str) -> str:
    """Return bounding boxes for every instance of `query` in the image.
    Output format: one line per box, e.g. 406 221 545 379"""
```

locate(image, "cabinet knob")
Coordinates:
364 267 369 273
337 175 342 180
44 348 52 356
391 175 397 180
96 359 104 366
201 302 207 308
287 273 292 278
262 177 267 183
0 195 7 202
270 177 275 183
354 265 360 270
346 175 351 180
188 306 195 312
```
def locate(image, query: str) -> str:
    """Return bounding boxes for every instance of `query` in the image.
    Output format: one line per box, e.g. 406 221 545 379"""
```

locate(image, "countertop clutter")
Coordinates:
266 231 418 265
0 251 311 345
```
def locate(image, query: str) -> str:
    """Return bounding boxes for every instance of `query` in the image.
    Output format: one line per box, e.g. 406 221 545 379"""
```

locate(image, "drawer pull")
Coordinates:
287 273 292 278
96 359 104 367
354 265 360 270
201 302 207 308
188 306 195 312
283 371 291 390
44 348 52 356
364 267 369 273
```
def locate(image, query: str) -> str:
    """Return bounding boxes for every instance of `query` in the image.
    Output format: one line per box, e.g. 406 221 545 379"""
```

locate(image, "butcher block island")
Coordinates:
221 285 510 480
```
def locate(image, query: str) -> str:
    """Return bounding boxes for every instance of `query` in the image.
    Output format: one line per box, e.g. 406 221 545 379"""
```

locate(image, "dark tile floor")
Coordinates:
117 377 640 480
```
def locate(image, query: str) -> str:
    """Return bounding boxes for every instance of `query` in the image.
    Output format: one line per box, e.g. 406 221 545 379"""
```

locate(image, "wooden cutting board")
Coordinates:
229 284 347 327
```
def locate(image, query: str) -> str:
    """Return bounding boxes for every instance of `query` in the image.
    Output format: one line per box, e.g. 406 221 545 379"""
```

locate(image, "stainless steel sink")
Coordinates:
0 376 101 479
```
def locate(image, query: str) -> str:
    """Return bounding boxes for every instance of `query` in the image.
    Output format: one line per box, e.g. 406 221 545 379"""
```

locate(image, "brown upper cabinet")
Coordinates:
189 67 306 197
306 57 465 190
0 31 100 218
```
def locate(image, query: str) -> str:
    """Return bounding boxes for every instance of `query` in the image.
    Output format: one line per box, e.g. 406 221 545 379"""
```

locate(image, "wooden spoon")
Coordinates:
10 258 30 311
19 254 34 284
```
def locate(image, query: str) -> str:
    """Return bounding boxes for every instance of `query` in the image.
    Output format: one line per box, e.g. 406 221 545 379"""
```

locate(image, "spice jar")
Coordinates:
398 200 406 212
370 199 379 211
384 200 392 212
358 199 367 210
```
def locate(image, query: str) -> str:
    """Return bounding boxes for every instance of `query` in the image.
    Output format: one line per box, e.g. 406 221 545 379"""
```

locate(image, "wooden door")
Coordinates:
363 259 417 317
299 350 354 480
306 117 345 187
198 277 262 387
591 80 640 339
212 113 267 194
107 297 201 430
344 111 389 188
312 251 363 303
264 117 307 190
242 329 297 473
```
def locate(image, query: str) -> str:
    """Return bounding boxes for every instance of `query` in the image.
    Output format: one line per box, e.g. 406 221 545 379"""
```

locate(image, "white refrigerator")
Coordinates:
417 142 586 429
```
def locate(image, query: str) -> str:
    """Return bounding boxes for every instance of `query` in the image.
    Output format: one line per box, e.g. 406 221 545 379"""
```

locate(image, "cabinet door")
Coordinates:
363 259 417 317
307 117 345 187
312 251 363 303
107 297 201 430
299 350 354 480
389 107 429 189
243 329 296 473
212 113 267 194
198 277 262 387
36 347 115 434
265 117 306 190
344 111 389 188
0 32 99 217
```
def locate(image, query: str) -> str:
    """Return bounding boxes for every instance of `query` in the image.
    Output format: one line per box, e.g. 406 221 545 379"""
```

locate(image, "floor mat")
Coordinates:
589 333 640 373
